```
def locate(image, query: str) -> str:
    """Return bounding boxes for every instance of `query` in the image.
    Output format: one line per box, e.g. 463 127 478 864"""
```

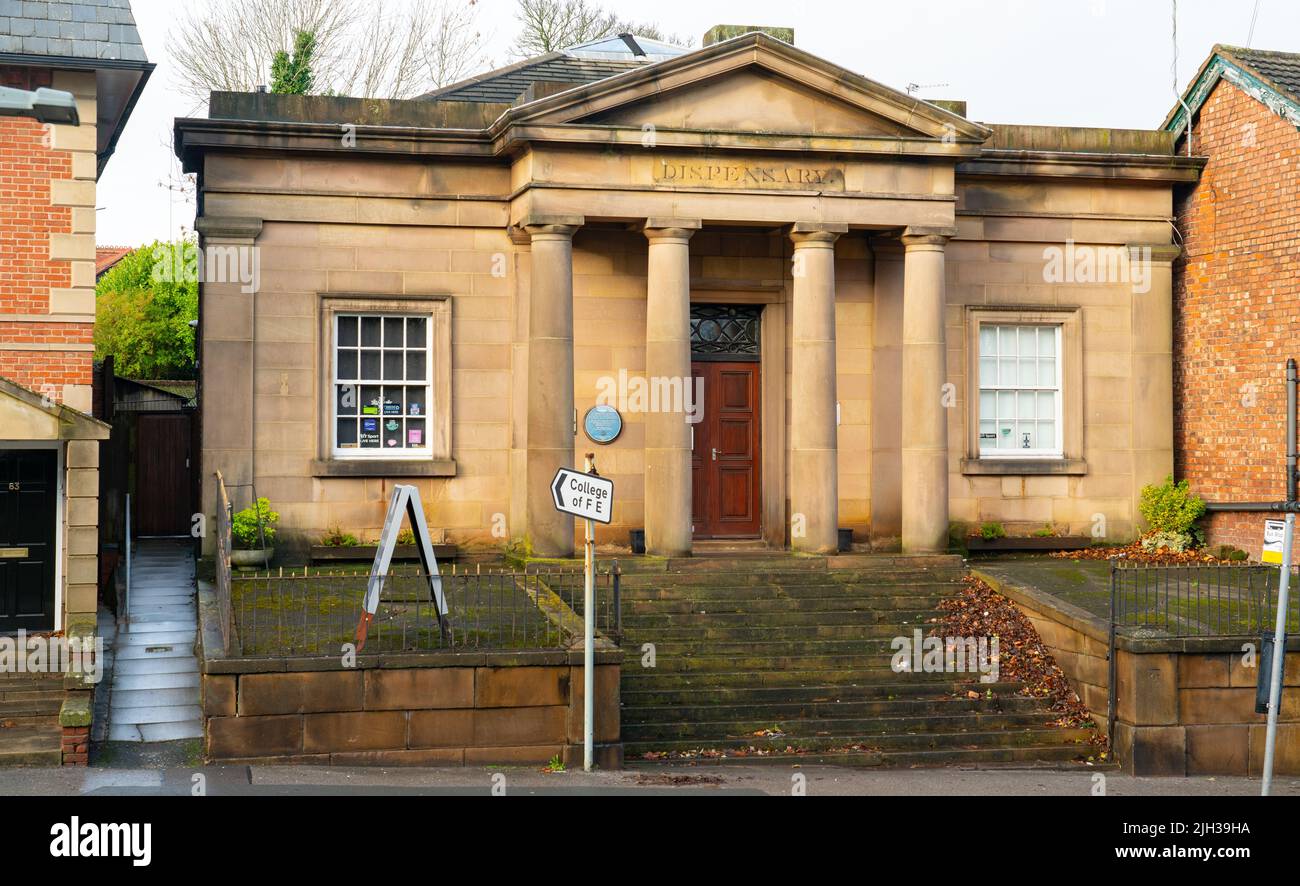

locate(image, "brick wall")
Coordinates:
0 65 95 408
1173 78 1300 558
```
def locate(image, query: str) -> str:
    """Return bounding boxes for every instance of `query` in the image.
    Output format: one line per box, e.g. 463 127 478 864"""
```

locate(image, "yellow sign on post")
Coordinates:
1263 519 1286 564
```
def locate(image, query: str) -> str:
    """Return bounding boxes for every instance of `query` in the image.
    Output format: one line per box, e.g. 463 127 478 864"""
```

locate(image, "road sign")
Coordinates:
1263 519 1286 564
551 468 614 524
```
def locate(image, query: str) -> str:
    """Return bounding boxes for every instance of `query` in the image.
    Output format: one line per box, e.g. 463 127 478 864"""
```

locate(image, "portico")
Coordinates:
175 29 1197 563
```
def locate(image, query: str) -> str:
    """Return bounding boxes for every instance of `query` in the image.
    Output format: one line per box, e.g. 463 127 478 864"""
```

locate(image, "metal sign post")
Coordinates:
1263 511 1294 795
551 457 614 772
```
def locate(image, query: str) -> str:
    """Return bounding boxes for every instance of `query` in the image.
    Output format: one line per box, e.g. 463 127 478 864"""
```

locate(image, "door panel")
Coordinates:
0 449 57 632
690 361 761 538
136 414 193 536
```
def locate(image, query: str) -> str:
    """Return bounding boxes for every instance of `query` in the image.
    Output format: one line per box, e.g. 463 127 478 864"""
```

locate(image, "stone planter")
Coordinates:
309 543 458 562
230 547 274 569
966 536 1093 553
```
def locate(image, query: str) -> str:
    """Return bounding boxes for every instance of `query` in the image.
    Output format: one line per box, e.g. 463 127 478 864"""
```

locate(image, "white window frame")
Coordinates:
330 312 434 460
976 323 1064 459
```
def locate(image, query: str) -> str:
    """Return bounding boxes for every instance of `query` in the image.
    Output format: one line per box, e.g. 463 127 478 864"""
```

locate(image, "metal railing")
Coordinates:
213 471 239 657
228 564 622 658
1109 560 1300 639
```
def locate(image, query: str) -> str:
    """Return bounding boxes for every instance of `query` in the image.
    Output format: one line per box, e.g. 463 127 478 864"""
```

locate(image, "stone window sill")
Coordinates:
960 458 1088 476
311 459 457 479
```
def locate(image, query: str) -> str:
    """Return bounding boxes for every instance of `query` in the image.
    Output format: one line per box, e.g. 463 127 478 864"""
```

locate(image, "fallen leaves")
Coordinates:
933 576 1109 760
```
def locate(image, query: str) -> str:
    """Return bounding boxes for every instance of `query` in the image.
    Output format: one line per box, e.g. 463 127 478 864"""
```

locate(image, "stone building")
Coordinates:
1167 45 1300 559
174 28 1200 560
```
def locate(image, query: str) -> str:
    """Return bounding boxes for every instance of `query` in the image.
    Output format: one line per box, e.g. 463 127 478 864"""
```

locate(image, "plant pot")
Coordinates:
231 547 274 568
629 530 646 555
837 528 854 553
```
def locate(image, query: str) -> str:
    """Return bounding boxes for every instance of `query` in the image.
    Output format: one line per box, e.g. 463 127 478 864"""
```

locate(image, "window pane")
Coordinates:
1017 391 1036 420
979 391 995 418
360 386 383 416
360 349 381 380
406 388 426 416
383 318 404 347
1037 391 1055 419
383 350 404 381
997 391 1015 420
406 350 426 382
997 421 1015 449
359 416 381 448
361 317 381 347
337 349 357 380
381 387 403 416
336 418 357 447
336 384 357 415
407 317 426 347
1039 327 1056 357
998 326 1016 355
407 419 426 448
1039 358 1056 387
337 316 358 347
999 358 1016 386
979 325 997 355
382 416 402 449
1018 358 1037 386
979 420 996 447
1038 420 1056 450
979 357 997 387
1018 423 1036 450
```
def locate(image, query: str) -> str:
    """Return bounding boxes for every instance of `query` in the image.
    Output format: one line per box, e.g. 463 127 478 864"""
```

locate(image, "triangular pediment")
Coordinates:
505 33 990 145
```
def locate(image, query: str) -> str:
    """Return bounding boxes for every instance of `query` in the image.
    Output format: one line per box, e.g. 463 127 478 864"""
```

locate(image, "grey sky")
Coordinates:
96 0 1299 247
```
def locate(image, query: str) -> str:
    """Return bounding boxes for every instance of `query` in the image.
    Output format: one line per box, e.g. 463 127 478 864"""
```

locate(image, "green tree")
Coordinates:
95 241 198 379
271 29 318 94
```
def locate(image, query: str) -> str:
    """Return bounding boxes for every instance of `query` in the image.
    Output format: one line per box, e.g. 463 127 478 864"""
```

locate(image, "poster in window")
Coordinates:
360 417 380 447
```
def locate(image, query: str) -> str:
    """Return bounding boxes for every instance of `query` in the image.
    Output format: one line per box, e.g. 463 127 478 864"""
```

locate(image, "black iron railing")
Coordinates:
1109 560 1300 639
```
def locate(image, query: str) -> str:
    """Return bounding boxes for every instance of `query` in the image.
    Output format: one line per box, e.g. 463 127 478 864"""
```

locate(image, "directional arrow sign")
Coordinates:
552 468 615 524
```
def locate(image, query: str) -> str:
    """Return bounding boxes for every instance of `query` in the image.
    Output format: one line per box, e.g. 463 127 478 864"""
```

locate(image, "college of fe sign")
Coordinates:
551 468 614 524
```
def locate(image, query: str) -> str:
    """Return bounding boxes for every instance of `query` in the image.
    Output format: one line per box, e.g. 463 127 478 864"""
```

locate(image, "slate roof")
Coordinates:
1217 45 1300 105
0 0 146 62
425 34 689 104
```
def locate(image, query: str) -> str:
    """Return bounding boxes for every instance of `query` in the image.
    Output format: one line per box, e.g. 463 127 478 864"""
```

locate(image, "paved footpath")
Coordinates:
105 540 202 742
0 759 1296 796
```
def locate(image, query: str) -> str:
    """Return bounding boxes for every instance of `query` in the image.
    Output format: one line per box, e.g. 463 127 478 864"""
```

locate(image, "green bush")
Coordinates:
1141 531 1192 553
319 526 360 547
232 498 279 549
1139 476 1206 536
979 522 1006 540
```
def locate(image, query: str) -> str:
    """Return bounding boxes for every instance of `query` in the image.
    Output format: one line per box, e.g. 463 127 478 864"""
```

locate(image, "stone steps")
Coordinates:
619 559 1096 769
629 744 1097 769
0 716 61 766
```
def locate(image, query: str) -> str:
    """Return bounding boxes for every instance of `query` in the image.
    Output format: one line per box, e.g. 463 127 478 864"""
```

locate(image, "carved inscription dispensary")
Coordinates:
654 159 846 191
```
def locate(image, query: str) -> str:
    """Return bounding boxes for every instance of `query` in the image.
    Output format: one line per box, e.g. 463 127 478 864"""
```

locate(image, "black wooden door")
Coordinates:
0 449 57 632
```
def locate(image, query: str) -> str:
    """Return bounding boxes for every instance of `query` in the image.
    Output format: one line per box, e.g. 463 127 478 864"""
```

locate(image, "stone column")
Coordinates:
524 217 582 557
789 223 847 553
643 219 700 557
900 227 954 554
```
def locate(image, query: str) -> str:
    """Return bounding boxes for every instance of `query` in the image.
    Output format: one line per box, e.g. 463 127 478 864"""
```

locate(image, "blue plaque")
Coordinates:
583 405 623 445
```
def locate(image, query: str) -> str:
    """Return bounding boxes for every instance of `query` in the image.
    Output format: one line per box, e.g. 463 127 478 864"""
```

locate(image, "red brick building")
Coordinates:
1167 45 1300 559
0 3 150 764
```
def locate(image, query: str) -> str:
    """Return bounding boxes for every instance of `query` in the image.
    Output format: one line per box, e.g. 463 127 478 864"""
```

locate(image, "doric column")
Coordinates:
900 227 954 554
524 216 582 557
643 218 700 557
789 222 847 553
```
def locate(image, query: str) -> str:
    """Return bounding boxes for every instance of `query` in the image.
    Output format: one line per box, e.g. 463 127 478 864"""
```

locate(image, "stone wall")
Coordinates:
201 653 622 767
978 568 1300 776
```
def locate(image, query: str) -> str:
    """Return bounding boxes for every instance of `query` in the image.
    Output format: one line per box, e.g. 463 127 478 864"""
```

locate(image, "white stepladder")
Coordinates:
354 484 448 652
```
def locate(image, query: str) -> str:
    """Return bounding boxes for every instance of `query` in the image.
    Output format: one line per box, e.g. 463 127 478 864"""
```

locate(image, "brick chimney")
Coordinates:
703 25 795 47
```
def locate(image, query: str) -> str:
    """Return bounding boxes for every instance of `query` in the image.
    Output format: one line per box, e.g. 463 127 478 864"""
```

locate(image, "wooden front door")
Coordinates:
135 414 193 536
0 449 57 632
691 361 761 538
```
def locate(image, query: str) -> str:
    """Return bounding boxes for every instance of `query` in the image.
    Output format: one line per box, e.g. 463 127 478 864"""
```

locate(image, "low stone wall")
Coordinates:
196 582 621 767
975 568 1300 776
200 652 622 768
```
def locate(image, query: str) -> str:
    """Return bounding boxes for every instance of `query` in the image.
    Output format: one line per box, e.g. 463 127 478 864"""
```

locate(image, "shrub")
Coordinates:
232 498 279 549
1139 476 1206 536
1141 531 1192 554
319 526 360 547
397 528 416 545
979 522 1006 540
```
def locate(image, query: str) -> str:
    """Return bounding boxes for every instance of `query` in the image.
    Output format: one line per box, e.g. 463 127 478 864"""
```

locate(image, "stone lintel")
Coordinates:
901 224 958 246
521 213 584 235
790 221 849 243
643 217 703 237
